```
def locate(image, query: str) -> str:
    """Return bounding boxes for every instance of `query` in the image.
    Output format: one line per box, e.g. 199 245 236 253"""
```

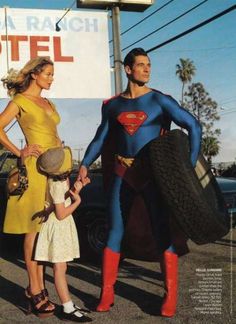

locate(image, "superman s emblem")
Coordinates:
117 111 147 135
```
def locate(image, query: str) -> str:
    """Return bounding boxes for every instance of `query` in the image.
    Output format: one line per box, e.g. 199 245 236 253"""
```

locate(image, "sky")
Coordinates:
0 0 235 164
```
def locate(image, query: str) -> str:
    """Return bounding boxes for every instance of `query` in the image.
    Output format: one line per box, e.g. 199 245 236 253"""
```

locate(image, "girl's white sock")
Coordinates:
62 300 83 317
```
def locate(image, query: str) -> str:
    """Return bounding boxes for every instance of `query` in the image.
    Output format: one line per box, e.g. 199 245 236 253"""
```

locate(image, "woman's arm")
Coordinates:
0 101 21 156
0 101 42 161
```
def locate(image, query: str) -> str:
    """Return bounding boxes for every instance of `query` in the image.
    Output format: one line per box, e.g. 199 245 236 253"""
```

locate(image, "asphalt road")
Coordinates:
0 229 235 324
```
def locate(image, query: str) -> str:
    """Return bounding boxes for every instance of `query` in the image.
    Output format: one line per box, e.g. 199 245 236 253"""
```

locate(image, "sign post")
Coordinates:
77 1 154 12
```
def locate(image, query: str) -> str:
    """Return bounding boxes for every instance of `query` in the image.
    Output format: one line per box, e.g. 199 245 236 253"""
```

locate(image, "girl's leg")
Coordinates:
53 262 70 304
54 263 92 321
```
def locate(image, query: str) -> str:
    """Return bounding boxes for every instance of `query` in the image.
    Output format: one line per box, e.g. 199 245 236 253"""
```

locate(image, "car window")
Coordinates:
0 153 18 175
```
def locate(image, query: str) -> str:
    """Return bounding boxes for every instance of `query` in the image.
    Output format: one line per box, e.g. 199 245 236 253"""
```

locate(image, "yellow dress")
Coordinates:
3 93 61 234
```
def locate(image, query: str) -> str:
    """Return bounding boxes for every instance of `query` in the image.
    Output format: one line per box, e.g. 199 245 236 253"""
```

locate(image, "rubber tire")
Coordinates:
74 208 107 263
149 129 230 245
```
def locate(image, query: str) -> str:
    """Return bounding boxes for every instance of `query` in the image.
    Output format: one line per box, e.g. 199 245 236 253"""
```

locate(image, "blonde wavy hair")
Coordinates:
1 56 53 97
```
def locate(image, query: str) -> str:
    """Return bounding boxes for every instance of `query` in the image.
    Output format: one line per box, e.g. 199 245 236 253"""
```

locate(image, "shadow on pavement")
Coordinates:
0 276 28 314
0 233 24 260
0 233 164 317
1 256 164 317
66 259 164 316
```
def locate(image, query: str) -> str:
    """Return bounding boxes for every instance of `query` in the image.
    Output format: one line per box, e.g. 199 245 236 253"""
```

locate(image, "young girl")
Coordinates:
34 146 92 323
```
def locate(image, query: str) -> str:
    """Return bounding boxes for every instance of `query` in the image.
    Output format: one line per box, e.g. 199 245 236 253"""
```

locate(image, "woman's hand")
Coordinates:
20 144 42 163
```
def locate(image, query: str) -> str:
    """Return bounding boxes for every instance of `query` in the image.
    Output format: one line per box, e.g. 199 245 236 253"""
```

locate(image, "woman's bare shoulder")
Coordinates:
2 100 19 114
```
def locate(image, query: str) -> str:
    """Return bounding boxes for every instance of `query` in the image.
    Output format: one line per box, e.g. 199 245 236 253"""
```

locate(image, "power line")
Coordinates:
109 0 176 43
55 0 77 31
220 110 236 116
220 98 236 105
120 0 209 53
156 45 236 53
146 5 236 54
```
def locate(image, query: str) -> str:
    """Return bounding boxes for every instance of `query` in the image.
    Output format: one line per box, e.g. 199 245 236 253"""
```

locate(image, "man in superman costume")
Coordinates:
78 48 202 317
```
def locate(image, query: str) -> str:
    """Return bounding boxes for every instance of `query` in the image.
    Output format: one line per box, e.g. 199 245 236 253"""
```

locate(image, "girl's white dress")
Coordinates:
34 179 80 263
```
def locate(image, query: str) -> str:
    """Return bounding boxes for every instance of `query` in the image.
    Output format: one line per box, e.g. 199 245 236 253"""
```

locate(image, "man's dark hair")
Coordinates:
123 48 148 68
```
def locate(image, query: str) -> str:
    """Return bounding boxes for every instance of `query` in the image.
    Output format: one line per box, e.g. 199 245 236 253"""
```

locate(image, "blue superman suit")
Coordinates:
81 90 202 255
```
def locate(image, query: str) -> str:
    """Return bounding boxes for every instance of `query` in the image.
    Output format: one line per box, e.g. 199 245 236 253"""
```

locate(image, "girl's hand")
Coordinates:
73 180 83 193
73 178 90 194
82 177 91 187
21 144 42 163
69 189 81 203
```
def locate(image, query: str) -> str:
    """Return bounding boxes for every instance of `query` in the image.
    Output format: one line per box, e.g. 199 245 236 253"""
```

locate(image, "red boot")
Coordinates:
96 247 120 312
160 251 178 317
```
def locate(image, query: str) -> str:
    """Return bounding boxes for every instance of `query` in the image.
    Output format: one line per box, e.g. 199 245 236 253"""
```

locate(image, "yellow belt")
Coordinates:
117 155 135 168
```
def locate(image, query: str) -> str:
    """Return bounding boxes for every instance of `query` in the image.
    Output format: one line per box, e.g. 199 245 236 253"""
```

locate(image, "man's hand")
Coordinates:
78 165 90 186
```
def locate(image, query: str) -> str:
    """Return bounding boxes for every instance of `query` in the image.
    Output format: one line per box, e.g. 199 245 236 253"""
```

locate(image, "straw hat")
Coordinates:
37 146 72 176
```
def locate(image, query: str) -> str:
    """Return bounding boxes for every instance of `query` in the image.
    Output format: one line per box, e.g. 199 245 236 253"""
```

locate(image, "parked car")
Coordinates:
0 151 235 262
215 176 236 224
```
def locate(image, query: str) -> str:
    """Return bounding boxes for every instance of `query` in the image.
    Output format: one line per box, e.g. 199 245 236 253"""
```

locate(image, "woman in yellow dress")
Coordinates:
0 57 62 317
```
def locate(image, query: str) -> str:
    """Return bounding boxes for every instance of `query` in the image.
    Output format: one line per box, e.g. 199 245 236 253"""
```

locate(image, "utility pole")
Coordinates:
76 1 154 94
74 148 84 163
111 6 123 94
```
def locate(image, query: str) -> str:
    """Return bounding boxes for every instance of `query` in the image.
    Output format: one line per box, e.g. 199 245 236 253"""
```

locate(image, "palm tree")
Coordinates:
176 58 196 105
202 136 220 165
